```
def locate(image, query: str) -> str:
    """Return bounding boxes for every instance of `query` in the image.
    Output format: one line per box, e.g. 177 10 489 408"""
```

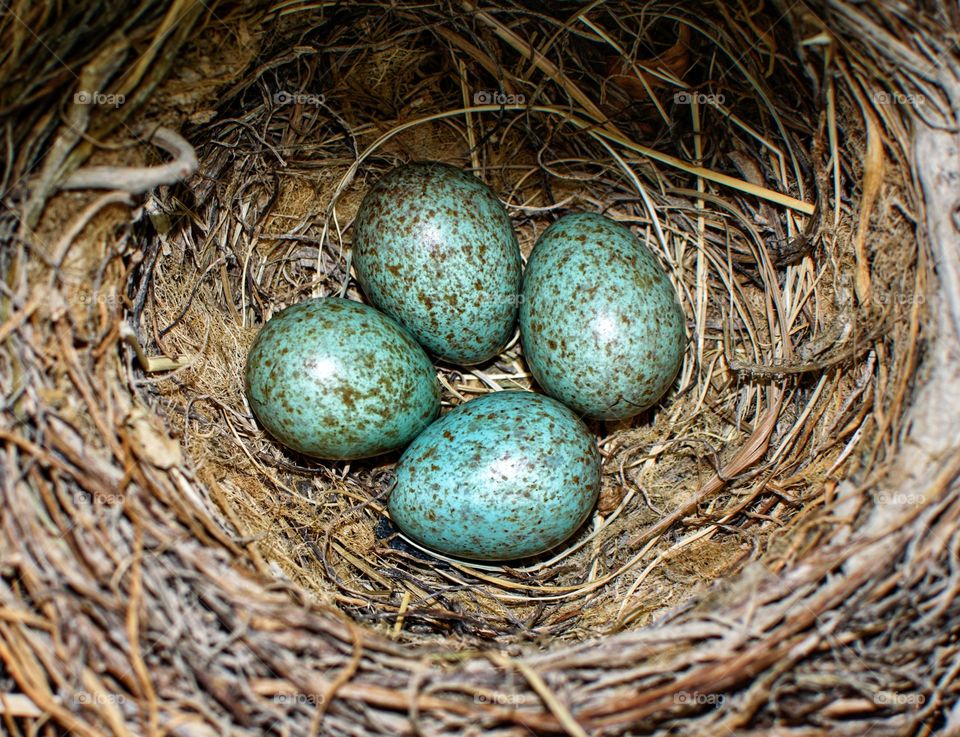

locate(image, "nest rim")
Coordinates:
2 1 959 734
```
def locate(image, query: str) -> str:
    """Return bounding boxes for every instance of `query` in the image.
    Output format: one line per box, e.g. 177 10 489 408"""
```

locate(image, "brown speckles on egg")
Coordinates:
519 212 687 420
352 161 522 365
244 298 440 460
388 391 600 561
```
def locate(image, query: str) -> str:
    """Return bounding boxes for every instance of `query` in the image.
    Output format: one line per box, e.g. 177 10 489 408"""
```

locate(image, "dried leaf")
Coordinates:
126 407 182 470
606 26 692 99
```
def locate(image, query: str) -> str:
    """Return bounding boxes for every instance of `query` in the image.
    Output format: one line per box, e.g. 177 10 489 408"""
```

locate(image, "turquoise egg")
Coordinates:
388 391 600 561
520 213 687 420
244 298 440 460
352 161 522 365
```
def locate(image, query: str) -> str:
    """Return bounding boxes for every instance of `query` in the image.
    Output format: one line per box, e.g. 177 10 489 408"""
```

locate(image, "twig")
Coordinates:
119 323 190 372
51 190 133 269
62 127 198 194
488 652 589 737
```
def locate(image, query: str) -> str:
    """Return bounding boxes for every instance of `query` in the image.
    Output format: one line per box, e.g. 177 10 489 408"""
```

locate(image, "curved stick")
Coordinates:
62 127 198 194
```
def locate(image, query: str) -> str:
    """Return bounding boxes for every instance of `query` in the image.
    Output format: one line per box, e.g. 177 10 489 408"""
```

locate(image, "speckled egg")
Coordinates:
388 391 600 561
245 298 440 460
352 161 522 365
520 213 687 420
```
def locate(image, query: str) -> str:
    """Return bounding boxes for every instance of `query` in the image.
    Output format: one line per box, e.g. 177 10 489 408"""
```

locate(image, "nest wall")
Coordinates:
1 1 959 735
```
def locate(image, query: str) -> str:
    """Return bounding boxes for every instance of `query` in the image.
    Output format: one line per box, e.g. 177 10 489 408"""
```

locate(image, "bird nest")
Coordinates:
2 1 959 734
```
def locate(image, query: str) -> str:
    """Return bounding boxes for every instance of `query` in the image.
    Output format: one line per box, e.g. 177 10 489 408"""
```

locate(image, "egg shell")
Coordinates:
388 390 600 561
352 161 522 365
245 298 440 460
520 212 687 420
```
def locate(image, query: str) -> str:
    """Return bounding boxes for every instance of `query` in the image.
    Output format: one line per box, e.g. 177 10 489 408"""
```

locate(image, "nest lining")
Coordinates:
137 5 911 644
1 0 958 735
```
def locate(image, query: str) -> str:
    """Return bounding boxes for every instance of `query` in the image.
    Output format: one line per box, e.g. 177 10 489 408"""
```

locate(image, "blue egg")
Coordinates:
352 161 522 365
245 298 440 460
388 391 600 561
520 213 687 420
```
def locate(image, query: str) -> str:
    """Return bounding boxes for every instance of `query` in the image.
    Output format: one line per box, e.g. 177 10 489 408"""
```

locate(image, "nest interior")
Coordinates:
2 1 959 735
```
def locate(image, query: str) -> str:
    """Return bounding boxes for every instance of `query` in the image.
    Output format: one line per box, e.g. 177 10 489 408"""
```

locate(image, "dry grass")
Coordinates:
141 0 908 643
1 0 958 734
